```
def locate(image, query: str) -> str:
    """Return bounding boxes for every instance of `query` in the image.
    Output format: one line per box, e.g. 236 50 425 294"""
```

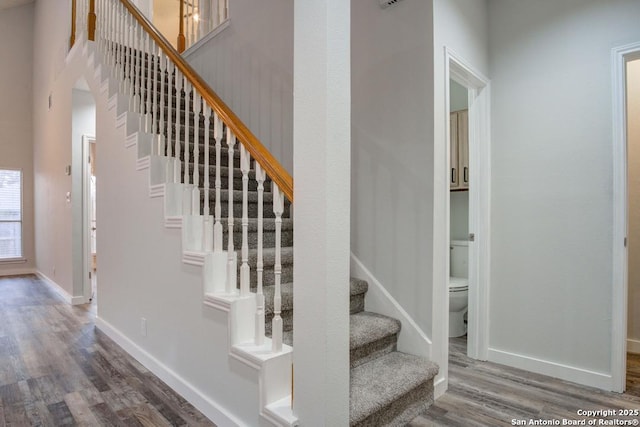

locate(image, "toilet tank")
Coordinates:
450 240 469 278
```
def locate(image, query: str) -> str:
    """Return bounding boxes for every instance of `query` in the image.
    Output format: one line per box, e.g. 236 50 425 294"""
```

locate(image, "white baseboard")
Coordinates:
350 253 431 359
35 271 85 305
628 339 640 354
488 347 613 391
0 267 35 277
433 376 447 399
95 317 243 427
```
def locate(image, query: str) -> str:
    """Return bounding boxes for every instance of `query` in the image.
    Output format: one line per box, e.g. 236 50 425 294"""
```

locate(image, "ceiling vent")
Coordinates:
379 0 403 9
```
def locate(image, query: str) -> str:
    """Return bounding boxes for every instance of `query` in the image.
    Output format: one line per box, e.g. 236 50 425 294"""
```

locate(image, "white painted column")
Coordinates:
292 0 350 425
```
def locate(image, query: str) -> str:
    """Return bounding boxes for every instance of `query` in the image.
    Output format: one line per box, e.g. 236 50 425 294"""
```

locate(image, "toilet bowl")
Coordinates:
449 240 469 338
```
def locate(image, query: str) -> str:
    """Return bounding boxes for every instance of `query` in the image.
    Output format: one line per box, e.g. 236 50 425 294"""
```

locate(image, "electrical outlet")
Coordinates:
140 317 147 337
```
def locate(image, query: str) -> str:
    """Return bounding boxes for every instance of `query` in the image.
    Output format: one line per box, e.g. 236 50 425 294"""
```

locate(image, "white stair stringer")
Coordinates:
79 38 298 427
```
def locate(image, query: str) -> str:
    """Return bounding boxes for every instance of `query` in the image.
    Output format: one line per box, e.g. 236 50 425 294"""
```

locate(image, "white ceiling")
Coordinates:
0 0 34 11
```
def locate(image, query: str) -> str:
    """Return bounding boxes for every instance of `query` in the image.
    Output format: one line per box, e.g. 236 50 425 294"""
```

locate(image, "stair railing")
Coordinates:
92 0 293 353
177 0 228 53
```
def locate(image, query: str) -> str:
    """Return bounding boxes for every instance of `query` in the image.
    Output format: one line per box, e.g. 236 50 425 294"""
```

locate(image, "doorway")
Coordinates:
84 135 97 303
444 49 491 362
612 42 640 393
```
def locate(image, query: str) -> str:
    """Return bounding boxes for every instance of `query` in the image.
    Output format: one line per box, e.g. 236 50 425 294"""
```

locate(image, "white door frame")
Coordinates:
82 134 96 303
611 41 640 393
444 48 491 361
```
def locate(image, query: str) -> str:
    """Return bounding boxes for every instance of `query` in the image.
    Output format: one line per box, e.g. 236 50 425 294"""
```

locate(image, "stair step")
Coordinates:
220 217 294 248
350 352 439 427
350 312 400 369
198 188 291 218
350 278 368 315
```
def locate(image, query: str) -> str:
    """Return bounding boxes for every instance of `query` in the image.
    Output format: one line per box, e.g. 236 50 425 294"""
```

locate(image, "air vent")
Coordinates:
379 0 403 9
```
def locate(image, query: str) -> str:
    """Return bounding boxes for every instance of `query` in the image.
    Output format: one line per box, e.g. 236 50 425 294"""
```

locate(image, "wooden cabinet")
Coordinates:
450 109 468 191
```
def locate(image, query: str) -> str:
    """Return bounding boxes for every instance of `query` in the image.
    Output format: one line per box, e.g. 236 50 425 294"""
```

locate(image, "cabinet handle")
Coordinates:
451 168 457 184
464 167 468 183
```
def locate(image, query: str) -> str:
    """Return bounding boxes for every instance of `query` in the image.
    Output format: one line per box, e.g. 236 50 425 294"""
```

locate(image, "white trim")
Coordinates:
95 317 243 427
488 347 613 391
433 377 447 399
0 258 28 264
183 19 231 59
611 41 640 393
441 47 491 364
350 253 432 359
0 267 35 277
628 339 640 354
82 135 96 304
36 270 85 305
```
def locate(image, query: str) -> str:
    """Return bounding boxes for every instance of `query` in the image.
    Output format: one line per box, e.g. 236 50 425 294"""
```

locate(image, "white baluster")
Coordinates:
145 33 152 132
203 104 213 252
126 14 134 98
183 79 191 189
167 60 174 159
192 92 201 215
174 70 183 183
186 0 191 49
158 48 166 155
134 24 141 114
213 113 223 251
271 184 284 353
239 145 250 296
118 3 125 86
254 163 266 346
151 42 158 144
226 130 236 294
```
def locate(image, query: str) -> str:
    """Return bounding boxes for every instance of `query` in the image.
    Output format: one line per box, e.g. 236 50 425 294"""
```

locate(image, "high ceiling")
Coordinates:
0 0 34 11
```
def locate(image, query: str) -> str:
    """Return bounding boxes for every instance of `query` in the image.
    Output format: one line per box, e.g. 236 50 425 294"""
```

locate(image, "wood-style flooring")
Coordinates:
0 275 215 426
410 336 640 426
4 274 640 426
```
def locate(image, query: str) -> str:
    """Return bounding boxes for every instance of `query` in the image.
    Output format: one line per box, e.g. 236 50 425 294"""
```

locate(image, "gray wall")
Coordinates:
488 0 640 377
351 0 435 336
0 3 34 275
184 0 293 172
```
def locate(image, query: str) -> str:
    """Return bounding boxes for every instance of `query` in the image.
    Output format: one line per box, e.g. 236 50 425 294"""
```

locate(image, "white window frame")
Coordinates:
0 167 25 263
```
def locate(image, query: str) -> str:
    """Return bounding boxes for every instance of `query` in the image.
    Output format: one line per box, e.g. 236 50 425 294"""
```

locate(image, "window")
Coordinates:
0 169 23 260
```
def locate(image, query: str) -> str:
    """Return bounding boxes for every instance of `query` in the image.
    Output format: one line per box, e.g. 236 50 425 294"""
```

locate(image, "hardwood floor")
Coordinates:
0 275 215 426
410 336 640 426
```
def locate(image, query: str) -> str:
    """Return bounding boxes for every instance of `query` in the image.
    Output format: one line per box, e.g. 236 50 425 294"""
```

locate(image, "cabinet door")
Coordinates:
450 112 459 189
458 110 469 189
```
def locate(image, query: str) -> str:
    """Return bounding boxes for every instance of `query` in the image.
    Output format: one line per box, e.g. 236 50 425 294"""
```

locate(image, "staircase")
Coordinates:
80 0 438 425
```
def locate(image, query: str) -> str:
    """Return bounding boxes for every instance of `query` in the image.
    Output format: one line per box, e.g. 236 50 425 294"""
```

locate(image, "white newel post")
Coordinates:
293 0 351 424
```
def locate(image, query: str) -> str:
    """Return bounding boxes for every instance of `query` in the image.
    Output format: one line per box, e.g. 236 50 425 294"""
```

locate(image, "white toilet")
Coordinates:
449 240 469 338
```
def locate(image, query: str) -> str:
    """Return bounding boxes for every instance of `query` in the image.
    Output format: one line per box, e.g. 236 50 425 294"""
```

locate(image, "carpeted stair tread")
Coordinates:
350 312 401 369
350 312 400 351
220 217 294 231
349 352 439 426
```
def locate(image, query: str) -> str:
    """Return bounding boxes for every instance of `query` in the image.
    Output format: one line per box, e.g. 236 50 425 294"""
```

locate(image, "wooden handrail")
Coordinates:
88 0 96 41
119 0 293 201
70 0 77 49
177 0 185 53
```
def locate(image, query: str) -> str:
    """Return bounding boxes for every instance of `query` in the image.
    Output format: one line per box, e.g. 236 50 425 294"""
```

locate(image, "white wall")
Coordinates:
0 3 35 276
450 79 468 112
450 192 468 241
488 0 640 386
184 0 293 172
351 0 435 341
628 59 640 348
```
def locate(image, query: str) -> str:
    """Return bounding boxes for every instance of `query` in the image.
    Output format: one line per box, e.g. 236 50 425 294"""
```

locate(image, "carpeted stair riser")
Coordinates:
349 352 439 427
350 312 401 369
353 380 434 427
235 246 294 287
221 219 294 249
182 162 273 192
198 190 291 219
